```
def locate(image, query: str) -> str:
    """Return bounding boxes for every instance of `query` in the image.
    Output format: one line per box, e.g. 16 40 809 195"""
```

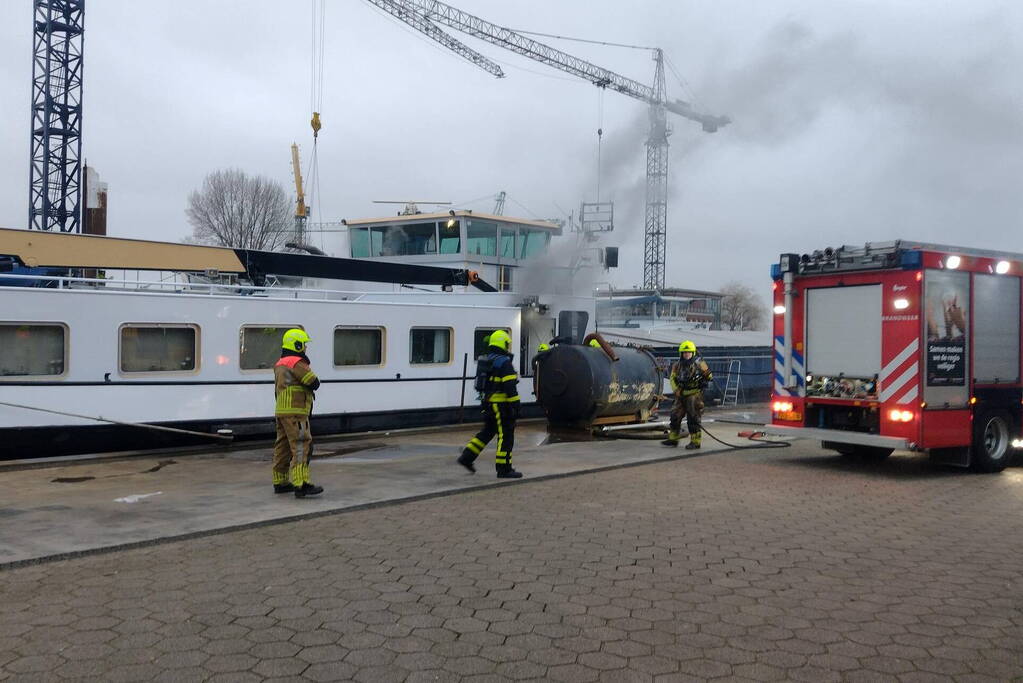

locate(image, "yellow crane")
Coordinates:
290 143 308 243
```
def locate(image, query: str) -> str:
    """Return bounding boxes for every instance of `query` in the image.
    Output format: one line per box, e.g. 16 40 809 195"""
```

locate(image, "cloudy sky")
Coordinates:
1 1 1021 301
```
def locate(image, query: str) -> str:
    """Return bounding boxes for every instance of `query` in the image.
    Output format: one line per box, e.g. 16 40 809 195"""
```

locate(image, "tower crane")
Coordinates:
362 0 729 289
290 143 309 243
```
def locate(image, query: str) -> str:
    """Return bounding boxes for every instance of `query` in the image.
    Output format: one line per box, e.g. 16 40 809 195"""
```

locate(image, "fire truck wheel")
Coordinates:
970 409 1011 473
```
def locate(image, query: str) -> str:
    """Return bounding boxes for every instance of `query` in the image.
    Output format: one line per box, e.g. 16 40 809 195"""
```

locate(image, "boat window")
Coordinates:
467 220 497 257
499 227 516 259
240 326 301 370
350 227 387 257
380 223 437 256
474 327 511 358
519 229 550 259
0 323 66 377
410 327 452 365
120 324 198 373
350 228 370 258
439 220 461 254
334 327 385 367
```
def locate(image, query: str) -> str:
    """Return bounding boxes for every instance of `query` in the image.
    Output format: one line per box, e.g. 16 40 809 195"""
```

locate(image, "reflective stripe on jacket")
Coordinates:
274 354 320 416
485 352 520 403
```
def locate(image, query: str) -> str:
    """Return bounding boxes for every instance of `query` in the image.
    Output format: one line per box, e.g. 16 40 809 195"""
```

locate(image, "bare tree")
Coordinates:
719 281 767 331
185 169 292 250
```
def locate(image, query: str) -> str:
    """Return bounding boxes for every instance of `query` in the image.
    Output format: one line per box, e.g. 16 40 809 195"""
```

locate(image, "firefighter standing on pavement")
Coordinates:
273 328 324 498
662 340 713 450
458 329 524 478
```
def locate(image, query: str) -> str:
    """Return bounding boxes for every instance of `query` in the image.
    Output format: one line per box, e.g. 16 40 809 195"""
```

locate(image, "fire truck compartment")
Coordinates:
806 285 881 378
805 402 880 433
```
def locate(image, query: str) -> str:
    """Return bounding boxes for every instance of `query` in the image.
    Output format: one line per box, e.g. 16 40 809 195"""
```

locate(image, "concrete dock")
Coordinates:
2 409 1022 682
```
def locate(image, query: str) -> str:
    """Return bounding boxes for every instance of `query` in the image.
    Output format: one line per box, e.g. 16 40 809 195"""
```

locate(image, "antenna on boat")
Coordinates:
372 200 452 216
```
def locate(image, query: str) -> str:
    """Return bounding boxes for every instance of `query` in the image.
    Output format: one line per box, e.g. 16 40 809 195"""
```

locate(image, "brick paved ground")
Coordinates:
2 445 1022 682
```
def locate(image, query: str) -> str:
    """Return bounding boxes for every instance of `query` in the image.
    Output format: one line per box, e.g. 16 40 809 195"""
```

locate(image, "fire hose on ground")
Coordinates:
0 401 235 443
597 417 791 450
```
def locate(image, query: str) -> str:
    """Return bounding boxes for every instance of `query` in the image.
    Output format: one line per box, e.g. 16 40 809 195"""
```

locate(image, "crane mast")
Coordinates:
29 0 86 233
290 143 308 243
365 0 728 289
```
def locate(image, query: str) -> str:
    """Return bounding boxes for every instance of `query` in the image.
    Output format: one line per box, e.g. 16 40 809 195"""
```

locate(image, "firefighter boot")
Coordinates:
661 431 680 447
294 483 324 498
496 463 523 479
685 432 702 450
457 448 477 473
274 483 296 494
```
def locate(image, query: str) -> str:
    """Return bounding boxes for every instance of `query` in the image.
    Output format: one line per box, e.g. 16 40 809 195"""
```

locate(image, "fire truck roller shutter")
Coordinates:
806 285 882 379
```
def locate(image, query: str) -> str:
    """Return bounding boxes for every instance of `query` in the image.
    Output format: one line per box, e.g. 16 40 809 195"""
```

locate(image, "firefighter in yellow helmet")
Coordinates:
662 340 713 449
273 328 324 497
458 329 523 478
531 342 552 395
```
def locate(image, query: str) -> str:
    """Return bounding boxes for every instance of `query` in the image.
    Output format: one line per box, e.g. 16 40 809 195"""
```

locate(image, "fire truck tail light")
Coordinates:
773 401 794 413
893 298 909 310
888 409 914 422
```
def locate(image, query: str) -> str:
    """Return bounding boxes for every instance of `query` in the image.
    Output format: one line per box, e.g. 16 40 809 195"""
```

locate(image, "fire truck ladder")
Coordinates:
722 360 741 407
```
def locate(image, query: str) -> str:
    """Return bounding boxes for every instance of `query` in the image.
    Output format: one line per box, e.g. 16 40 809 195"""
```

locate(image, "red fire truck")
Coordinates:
765 241 1021 472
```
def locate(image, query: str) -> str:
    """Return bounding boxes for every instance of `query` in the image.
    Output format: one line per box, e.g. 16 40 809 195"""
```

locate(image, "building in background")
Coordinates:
82 164 107 236
595 288 723 330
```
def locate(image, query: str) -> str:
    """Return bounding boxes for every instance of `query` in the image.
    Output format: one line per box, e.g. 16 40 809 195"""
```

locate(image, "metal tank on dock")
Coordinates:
535 335 662 434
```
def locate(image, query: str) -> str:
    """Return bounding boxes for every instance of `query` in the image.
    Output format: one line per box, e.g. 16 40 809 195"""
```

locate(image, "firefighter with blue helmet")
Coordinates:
662 339 713 449
273 328 324 498
458 329 523 478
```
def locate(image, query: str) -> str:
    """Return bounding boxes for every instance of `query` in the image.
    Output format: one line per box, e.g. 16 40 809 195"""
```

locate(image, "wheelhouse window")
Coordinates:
381 223 437 256
498 227 516 259
410 328 452 365
474 327 511 358
350 227 386 257
120 324 198 373
0 323 66 377
440 219 461 254
519 228 550 259
467 220 497 257
334 327 384 367
240 326 300 370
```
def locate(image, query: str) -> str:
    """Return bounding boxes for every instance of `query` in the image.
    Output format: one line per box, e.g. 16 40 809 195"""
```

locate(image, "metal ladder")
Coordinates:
722 360 741 406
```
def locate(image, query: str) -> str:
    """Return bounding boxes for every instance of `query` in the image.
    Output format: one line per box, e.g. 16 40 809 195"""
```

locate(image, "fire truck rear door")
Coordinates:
806 285 882 378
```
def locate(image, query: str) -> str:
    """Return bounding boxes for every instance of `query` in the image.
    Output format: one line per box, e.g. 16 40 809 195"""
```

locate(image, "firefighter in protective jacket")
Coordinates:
458 330 524 478
662 340 713 449
273 328 324 498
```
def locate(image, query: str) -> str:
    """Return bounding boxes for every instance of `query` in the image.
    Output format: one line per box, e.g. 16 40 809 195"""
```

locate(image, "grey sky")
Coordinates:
1 1 1021 302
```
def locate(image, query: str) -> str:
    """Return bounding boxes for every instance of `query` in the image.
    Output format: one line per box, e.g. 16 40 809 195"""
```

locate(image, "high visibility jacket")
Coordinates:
484 351 520 403
670 356 712 396
274 353 321 416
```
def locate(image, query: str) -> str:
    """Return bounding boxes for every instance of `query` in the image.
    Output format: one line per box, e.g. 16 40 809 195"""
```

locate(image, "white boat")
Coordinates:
0 212 599 457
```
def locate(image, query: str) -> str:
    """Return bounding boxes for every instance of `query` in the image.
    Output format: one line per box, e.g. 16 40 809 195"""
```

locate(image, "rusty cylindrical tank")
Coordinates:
536 344 661 429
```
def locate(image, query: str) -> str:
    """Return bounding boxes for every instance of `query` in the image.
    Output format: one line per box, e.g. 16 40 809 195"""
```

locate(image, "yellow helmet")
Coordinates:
589 339 602 348
489 329 511 351
678 340 697 354
537 343 550 352
282 328 311 352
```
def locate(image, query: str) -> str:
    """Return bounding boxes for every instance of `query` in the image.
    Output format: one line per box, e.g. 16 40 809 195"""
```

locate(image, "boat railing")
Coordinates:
0 272 376 301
